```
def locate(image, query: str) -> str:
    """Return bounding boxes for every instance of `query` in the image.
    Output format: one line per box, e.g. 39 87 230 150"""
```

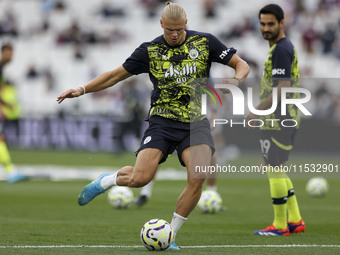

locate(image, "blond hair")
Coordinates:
161 2 187 21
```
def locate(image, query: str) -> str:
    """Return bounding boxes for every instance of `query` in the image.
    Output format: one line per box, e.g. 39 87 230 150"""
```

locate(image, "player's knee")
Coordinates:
128 176 150 188
187 177 205 190
191 169 207 180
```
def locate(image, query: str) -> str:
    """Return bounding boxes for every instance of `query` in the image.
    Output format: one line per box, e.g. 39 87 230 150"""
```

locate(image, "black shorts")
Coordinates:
136 116 215 167
258 129 297 166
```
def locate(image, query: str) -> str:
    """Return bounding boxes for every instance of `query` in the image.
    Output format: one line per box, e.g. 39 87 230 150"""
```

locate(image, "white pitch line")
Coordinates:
0 245 142 249
0 166 186 181
1 245 340 249
182 245 340 248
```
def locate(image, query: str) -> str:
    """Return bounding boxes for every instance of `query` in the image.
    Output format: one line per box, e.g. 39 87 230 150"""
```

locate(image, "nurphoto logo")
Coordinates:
201 83 312 128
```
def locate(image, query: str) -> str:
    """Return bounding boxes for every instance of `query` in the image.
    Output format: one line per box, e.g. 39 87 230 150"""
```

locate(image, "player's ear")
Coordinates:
160 19 164 28
280 19 284 28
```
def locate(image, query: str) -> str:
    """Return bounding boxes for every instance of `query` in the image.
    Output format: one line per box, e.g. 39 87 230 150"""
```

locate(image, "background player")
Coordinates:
0 43 27 183
246 4 305 236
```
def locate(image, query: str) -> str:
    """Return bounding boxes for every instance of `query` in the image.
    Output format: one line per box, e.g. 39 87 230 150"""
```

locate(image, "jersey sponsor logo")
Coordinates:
272 68 286 75
189 49 199 59
165 62 197 78
219 49 231 60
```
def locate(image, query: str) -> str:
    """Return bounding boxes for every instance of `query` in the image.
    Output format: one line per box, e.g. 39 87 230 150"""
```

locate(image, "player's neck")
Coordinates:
178 31 186 45
269 32 285 47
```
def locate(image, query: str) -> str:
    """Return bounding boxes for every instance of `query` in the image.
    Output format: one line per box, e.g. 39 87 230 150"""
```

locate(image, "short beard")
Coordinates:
262 30 280 41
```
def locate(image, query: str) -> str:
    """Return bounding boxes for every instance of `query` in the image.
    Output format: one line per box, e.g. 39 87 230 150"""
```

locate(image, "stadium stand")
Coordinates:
0 0 339 126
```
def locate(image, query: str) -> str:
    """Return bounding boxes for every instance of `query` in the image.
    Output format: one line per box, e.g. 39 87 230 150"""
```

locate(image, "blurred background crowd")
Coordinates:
0 0 339 151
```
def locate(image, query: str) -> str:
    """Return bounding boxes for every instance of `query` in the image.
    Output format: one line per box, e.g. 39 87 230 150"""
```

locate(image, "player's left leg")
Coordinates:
168 144 210 250
175 144 209 217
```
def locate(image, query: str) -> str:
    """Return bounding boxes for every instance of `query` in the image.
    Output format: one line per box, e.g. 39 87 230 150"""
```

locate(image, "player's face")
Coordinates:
259 14 282 43
161 17 187 46
1 47 13 64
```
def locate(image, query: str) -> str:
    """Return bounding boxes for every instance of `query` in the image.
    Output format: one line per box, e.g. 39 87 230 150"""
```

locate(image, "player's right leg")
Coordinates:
78 148 162 206
78 172 115 206
254 167 290 236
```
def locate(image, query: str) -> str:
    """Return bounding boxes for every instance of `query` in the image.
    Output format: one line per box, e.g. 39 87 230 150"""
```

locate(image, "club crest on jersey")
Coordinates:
189 49 199 59
143 136 152 144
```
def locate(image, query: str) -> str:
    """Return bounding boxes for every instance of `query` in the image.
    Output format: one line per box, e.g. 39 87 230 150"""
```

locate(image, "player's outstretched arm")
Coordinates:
57 66 132 104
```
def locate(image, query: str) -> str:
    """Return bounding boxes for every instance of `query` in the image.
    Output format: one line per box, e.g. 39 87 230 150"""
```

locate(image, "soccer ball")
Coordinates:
107 186 134 208
197 190 222 213
306 177 329 197
140 219 173 251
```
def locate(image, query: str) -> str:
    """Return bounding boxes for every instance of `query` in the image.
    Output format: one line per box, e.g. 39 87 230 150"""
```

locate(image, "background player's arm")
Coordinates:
57 66 132 104
255 80 290 111
245 80 290 128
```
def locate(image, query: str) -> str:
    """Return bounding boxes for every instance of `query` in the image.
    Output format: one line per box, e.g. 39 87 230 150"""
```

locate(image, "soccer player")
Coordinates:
246 4 305 236
57 2 249 249
0 43 27 183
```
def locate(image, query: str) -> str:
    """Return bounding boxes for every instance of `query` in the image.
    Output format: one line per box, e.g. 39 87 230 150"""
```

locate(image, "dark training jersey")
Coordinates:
123 30 236 123
260 37 300 130
0 63 20 120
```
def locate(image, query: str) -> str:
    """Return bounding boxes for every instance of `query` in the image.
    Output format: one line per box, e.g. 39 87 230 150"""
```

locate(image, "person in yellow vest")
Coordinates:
0 43 27 183
0 81 21 120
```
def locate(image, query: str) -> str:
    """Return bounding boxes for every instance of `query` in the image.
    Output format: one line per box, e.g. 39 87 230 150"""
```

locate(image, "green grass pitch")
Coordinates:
0 149 339 254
